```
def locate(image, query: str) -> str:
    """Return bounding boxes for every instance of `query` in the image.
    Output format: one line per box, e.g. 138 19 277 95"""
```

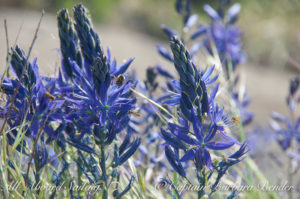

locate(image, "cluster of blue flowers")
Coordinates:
268 77 300 199
270 76 300 152
0 0 255 198
1 4 140 199
157 0 253 130
158 36 247 198
129 0 249 197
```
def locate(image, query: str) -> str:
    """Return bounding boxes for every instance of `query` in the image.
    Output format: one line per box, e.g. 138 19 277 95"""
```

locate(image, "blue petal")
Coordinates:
119 129 132 155
204 123 218 143
202 65 215 81
180 97 193 122
107 47 111 64
162 96 180 106
203 149 212 170
190 41 203 56
229 142 248 159
171 128 197 145
271 112 286 123
119 138 141 165
199 80 209 114
160 128 187 150
218 131 242 145
107 83 126 105
206 141 234 150
180 149 195 162
161 24 178 38
184 14 198 30
110 59 117 74
227 3 241 25
165 146 186 177
191 25 207 40
168 122 189 134
209 83 219 103
67 141 95 153
171 80 181 91
191 114 203 142
203 4 220 21
295 118 300 130
157 45 174 62
205 74 219 85
156 65 174 78
113 57 135 76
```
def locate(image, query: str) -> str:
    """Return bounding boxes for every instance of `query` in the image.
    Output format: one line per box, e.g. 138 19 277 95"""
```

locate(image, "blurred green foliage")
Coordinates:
0 0 120 22
1 0 300 67
50 0 120 22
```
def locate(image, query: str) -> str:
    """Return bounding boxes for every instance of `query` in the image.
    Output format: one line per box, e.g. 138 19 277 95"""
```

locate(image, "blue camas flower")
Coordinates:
56 4 140 198
270 76 300 151
57 8 83 80
55 4 138 152
156 0 253 132
73 4 102 70
211 142 248 193
0 6 141 198
64 57 137 141
191 3 246 74
163 113 235 172
158 1 245 78
170 37 210 120
0 46 63 149
161 37 240 177
34 142 60 172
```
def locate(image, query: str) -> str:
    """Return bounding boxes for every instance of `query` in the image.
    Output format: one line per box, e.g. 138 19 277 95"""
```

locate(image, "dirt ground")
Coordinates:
0 8 296 124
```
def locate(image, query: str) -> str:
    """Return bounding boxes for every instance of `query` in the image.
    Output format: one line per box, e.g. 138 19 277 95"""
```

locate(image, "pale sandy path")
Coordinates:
0 8 296 124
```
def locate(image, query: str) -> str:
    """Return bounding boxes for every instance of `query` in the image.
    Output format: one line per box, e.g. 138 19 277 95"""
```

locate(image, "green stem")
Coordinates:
77 155 83 198
100 128 108 199
288 106 296 199
287 156 293 199
196 169 206 199
197 190 205 199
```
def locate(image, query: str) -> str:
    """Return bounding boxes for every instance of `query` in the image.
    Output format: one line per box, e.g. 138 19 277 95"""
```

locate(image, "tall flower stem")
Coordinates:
196 170 205 199
288 109 296 199
287 156 293 199
77 155 83 192
24 102 54 192
100 128 108 199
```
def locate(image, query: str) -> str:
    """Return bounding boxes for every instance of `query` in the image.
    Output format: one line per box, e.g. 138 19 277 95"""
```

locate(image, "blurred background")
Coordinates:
0 0 299 120
2 0 300 67
0 0 300 191
0 0 299 126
